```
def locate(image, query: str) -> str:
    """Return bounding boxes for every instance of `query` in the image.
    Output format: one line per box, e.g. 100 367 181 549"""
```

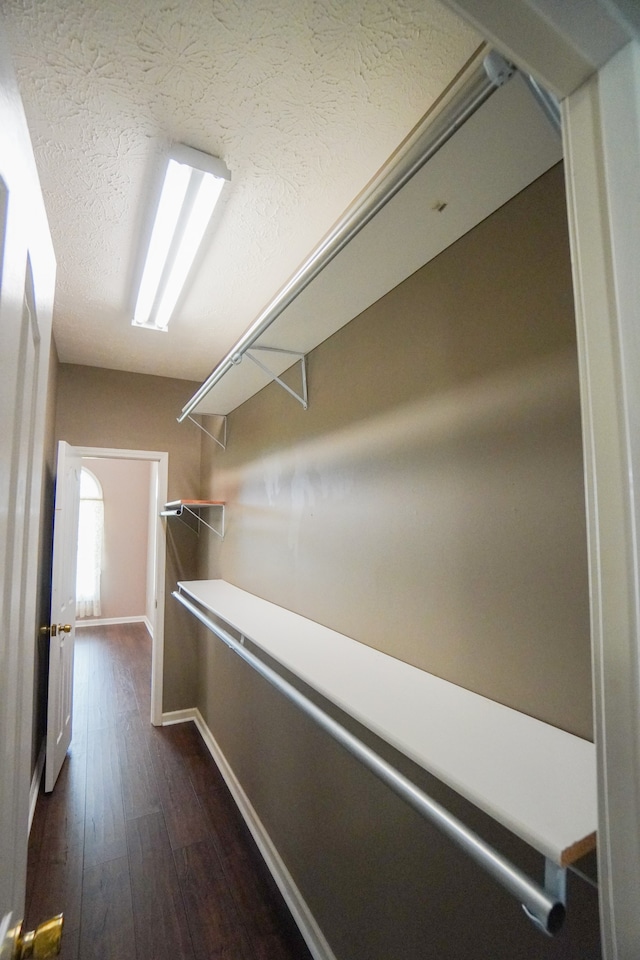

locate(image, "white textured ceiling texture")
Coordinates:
2 0 479 382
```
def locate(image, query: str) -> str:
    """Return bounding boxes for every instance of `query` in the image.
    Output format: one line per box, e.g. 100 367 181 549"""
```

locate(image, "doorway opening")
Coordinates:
67 446 168 725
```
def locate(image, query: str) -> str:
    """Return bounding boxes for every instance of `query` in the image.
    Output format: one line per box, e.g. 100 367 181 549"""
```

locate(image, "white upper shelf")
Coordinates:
188 71 562 418
177 579 597 867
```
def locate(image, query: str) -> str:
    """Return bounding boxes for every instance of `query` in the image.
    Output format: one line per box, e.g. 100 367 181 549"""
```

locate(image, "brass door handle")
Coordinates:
39 625 71 638
45 623 72 637
8 914 63 959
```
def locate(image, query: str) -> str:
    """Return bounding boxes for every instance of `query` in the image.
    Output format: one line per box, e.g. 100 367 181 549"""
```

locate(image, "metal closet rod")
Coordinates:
172 589 565 935
178 51 515 423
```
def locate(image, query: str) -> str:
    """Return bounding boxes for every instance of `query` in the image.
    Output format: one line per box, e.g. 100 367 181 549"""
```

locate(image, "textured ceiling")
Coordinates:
2 0 479 382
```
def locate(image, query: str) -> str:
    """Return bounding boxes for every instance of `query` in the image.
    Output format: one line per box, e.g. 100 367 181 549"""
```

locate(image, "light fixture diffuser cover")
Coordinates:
132 144 230 331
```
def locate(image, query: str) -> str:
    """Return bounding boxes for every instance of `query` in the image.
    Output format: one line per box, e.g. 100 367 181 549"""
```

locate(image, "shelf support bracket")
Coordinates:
244 347 308 410
187 414 227 450
522 860 566 935
182 503 225 539
160 503 225 539
544 860 567 906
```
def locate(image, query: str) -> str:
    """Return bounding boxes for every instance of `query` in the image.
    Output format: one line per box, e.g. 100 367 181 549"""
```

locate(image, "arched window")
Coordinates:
76 467 104 618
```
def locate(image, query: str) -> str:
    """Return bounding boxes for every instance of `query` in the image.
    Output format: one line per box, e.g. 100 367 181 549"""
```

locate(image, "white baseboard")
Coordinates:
161 709 335 960
28 741 45 835
75 615 147 628
143 615 153 638
161 708 197 726
191 709 337 960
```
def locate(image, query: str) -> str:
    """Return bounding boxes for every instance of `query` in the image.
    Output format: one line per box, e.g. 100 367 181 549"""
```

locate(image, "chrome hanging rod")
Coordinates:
172 588 565 935
178 51 516 423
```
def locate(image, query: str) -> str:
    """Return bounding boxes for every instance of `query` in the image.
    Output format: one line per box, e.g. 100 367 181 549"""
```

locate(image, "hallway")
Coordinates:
25 623 313 960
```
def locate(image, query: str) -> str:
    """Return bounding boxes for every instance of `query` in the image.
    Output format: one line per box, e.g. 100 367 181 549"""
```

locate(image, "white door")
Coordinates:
44 442 82 793
0 21 56 951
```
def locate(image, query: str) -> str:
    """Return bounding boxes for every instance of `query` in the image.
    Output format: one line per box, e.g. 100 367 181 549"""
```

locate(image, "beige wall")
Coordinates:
197 164 599 959
201 163 590 738
80 457 151 621
55 364 202 711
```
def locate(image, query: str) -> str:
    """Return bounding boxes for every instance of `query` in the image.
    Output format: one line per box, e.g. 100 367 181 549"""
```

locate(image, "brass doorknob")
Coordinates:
39 625 71 638
8 914 63 959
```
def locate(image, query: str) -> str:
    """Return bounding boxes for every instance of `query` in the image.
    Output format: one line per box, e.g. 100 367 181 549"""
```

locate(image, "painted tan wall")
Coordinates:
197 164 598 958
201 163 590 738
80 457 151 621
55 364 202 711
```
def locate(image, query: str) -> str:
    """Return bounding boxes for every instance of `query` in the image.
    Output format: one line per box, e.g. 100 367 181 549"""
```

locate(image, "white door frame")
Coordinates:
442 3 640 956
68 446 168 726
561 43 640 958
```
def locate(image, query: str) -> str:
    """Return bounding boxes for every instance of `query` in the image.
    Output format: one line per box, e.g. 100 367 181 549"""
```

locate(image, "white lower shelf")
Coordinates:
178 578 597 867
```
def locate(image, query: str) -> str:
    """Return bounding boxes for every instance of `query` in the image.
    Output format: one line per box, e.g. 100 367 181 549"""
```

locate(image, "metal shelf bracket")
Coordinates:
160 503 225 539
187 413 227 450
544 859 567 906
522 859 566 935
244 346 308 410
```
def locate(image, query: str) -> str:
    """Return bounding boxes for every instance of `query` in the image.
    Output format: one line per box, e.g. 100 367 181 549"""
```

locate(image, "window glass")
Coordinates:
76 467 104 618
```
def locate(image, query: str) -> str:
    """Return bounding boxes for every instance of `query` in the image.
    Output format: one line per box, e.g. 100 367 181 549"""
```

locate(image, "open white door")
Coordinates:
44 442 82 793
0 18 56 951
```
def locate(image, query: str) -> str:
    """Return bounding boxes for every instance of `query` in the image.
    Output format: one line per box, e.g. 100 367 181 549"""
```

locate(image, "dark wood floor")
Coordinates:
26 622 313 960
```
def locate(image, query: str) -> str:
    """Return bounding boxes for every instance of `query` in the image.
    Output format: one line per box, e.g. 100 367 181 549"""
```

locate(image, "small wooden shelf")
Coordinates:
161 501 225 538
177 578 597 868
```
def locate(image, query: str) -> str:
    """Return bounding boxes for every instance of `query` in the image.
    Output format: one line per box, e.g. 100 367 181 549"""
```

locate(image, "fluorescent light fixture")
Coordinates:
132 144 230 331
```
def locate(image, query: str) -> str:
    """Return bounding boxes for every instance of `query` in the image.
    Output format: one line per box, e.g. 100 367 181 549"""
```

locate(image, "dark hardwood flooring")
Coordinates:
26 623 313 960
